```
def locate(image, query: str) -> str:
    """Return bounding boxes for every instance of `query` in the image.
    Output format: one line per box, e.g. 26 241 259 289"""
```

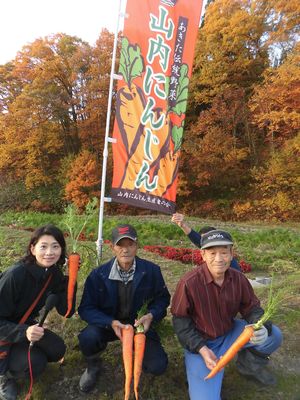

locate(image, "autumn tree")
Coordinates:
0 62 23 113
189 0 269 107
234 133 300 221
256 0 300 64
65 29 115 207
64 150 100 210
0 31 114 210
0 3 298 220
79 29 116 154
180 88 250 204
0 34 94 188
250 42 300 147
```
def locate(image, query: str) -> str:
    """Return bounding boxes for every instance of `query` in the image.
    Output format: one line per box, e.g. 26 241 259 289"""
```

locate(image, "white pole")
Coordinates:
96 0 124 258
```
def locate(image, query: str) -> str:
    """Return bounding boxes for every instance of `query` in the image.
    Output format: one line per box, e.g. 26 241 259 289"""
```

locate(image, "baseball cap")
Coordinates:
201 230 233 249
111 224 138 245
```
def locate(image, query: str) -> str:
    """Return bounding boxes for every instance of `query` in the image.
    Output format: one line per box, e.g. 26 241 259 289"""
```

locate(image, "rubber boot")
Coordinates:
0 374 17 400
79 355 101 393
236 348 276 385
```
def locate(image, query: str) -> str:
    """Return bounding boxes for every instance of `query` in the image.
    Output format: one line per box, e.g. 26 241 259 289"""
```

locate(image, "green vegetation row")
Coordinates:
0 211 299 273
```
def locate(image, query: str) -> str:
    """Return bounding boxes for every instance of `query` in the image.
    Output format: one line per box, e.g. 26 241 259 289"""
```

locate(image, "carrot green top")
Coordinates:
119 37 144 89
136 300 150 333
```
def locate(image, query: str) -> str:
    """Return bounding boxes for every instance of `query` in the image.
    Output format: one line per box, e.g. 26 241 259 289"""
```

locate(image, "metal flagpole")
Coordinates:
96 0 124 258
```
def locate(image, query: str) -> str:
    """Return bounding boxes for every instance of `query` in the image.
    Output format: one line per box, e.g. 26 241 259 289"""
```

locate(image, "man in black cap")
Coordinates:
77 224 170 393
171 229 282 400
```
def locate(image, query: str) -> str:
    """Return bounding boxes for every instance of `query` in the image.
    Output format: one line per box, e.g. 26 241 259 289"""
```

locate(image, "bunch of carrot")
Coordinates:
205 279 284 380
122 325 146 400
122 302 149 400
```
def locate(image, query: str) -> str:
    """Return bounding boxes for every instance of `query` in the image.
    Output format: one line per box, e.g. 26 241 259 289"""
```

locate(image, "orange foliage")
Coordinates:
65 151 100 210
0 4 299 220
190 0 268 105
182 88 250 195
250 43 300 145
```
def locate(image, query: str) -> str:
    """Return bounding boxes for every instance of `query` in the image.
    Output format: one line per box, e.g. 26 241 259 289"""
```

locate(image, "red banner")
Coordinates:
111 0 203 214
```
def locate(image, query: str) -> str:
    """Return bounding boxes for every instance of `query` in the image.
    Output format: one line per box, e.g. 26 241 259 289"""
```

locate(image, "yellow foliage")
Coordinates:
250 43 300 142
233 202 253 219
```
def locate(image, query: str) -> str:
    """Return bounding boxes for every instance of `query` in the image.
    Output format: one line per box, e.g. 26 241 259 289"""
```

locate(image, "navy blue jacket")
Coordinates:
78 256 170 329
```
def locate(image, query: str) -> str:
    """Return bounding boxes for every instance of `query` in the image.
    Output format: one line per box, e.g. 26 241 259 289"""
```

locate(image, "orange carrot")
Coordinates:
122 325 134 400
133 332 146 400
64 252 80 318
204 325 254 380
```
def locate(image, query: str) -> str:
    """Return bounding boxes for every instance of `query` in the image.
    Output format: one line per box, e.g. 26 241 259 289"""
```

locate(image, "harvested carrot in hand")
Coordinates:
134 332 146 400
204 325 254 380
62 200 97 318
133 301 149 399
122 325 134 400
205 280 284 380
64 252 80 317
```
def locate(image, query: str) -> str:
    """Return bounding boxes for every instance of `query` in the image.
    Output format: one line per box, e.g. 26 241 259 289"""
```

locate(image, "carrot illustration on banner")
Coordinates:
115 37 146 189
114 37 190 198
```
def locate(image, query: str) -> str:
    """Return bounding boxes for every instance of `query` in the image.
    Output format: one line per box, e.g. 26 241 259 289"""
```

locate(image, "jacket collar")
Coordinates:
202 262 233 286
25 261 56 282
101 256 147 292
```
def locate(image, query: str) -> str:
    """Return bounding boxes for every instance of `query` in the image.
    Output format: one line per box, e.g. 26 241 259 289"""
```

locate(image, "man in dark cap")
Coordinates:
77 224 170 393
171 229 282 400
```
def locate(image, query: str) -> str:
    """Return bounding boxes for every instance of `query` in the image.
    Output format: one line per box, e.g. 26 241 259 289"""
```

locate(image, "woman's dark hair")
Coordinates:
23 224 66 266
198 226 216 236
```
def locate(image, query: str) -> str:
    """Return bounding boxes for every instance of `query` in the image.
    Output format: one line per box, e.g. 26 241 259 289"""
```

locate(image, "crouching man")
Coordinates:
171 230 282 400
78 224 170 393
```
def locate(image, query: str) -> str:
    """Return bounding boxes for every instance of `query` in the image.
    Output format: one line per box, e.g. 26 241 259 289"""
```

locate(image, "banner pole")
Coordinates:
96 0 123 258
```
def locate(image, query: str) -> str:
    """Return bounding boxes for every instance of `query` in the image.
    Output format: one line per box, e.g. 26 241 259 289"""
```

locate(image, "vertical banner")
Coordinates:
111 0 203 214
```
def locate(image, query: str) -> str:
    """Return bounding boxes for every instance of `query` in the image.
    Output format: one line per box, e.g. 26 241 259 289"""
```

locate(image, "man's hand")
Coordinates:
134 312 153 333
171 213 191 235
250 325 268 346
199 346 218 371
111 320 128 341
26 325 44 343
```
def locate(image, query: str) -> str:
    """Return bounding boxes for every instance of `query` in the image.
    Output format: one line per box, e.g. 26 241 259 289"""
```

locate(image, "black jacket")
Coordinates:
0 261 75 343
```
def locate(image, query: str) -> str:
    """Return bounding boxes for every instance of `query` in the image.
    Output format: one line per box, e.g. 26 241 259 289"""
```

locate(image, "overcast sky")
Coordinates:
1 0 207 65
0 0 126 64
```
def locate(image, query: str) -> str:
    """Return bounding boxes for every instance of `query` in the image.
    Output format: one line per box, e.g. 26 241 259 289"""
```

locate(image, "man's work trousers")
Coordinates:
78 325 168 376
184 319 282 400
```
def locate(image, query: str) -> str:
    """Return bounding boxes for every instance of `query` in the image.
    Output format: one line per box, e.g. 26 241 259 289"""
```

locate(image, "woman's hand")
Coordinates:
26 324 44 343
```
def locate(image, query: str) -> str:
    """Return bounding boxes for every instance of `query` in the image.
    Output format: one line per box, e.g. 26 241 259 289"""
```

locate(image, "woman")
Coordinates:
0 224 76 400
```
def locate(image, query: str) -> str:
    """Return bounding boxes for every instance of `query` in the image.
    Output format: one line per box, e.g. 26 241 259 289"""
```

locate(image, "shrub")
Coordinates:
0 179 65 213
